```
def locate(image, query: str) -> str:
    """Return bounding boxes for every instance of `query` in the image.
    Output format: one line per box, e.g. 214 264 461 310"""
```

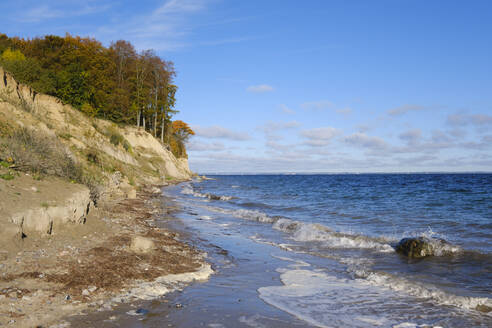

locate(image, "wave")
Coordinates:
259 263 491 328
258 267 439 328
181 185 234 201
351 268 492 313
204 206 280 223
273 218 395 253
204 205 469 256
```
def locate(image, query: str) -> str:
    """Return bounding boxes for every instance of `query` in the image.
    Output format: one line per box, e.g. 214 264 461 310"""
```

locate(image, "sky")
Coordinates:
2 0 492 173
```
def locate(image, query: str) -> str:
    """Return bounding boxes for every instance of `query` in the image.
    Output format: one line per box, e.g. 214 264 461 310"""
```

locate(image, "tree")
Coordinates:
0 33 179 134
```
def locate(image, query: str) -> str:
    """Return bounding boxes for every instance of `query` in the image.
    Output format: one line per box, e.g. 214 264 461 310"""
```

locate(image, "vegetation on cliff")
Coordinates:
0 33 194 158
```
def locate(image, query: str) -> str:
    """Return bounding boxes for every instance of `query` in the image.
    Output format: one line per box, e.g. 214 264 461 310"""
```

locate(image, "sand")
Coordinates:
0 184 210 328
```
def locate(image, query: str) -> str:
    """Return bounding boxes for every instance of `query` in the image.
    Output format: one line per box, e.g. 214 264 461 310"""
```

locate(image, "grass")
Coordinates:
58 132 73 140
0 173 14 180
0 160 9 168
2 127 82 181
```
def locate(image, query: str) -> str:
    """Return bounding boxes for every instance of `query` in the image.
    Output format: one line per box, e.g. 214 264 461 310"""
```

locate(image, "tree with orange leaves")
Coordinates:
172 120 195 142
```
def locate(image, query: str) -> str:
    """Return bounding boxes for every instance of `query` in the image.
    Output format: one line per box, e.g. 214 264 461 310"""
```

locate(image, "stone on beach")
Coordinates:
130 236 156 254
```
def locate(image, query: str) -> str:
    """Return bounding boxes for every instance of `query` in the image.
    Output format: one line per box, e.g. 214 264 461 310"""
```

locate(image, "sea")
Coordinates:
80 174 492 328
163 174 491 328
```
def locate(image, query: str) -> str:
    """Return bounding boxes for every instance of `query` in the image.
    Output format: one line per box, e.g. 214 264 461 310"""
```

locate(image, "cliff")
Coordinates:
0 67 207 327
0 65 192 238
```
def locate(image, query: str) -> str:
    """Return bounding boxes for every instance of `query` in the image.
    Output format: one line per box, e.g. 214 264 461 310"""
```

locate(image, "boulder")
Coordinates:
395 237 434 258
130 236 155 254
126 188 137 199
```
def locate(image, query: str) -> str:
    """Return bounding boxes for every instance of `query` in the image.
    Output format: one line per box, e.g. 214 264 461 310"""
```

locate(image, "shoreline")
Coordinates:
0 180 213 327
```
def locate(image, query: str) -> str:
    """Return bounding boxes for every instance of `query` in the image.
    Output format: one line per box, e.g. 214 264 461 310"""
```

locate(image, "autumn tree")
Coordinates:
0 33 181 147
169 120 194 158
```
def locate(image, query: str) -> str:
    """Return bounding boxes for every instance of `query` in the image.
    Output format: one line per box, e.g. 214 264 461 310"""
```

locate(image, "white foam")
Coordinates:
118 264 213 302
181 185 234 202
205 205 277 224
181 185 194 195
354 269 492 312
273 219 394 253
200 215 214 220
258 268 447 328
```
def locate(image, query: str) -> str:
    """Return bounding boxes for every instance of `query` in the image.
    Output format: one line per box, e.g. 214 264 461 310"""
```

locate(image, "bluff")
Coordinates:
0 65 192 239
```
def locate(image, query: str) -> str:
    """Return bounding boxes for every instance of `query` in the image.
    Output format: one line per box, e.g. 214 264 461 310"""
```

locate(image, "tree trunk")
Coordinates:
154 112 157 137
143 115 146 131
137 110 140 127
161 114 164 143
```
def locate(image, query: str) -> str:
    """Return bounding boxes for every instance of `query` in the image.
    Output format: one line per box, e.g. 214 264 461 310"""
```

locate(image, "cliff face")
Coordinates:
0 66 192 183
0 66 191 238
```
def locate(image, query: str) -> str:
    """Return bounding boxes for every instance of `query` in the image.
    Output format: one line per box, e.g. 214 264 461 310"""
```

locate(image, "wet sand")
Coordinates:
67 188 315 328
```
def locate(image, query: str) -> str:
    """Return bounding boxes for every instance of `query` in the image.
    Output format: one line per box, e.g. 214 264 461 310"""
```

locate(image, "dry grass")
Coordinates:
1 127 82 181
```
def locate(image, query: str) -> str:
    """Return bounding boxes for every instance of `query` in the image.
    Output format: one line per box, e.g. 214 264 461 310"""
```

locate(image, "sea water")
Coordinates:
166 174 491 328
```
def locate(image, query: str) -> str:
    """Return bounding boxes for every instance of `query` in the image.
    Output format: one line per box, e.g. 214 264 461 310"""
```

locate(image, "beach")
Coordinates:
0 182 212 327
69 174 492 328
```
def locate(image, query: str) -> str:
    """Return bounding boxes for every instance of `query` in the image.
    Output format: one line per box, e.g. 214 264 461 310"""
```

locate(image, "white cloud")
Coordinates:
279 104 295 114
193 125 251 141
154 0 206 15
258 121 300 133
447 113 492 126
199 36 260 46
301 127 341 146
336 107 352 115
187 140 226 152
19 3 111 22
387 104 426 116
344 132 388 149
247 84 274 93
399 129 422 145
300 100 333 111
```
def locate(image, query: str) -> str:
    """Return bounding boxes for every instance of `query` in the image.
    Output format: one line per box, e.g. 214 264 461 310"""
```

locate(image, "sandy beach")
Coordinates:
0 182 212 327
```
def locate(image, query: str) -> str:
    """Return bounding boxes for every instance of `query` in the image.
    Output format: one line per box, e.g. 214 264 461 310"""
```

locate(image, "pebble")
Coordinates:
175 303 183 308
136 308 149 315
88 286 97 293
82 289 90 296
64 295 71 301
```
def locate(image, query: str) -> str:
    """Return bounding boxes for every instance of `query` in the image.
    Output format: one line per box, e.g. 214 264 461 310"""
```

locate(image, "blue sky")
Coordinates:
2 0 492 173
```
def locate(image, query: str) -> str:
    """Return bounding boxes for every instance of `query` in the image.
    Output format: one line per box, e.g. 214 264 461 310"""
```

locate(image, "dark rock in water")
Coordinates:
476 304 492 313
136 308 149 315
395 237 438 258
207 194 221 200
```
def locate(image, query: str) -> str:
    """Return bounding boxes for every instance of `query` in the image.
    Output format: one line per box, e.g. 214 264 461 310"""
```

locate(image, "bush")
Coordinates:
109 132 123 146
3 127 82 181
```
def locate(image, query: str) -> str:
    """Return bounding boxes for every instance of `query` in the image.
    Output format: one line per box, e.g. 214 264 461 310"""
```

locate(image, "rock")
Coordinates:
207 194 221 200
151 187 161 194
88 286 97 293
0 251 8 261
130 236 155 254
136 308 149 315
126 188 137 199
395 237 443 258
82 289 90 296
476 304 492 313
64 295 71 301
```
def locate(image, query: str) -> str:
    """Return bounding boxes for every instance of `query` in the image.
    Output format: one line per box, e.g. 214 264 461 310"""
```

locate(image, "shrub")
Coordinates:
0 173 14 180
109 132 123 146
3 127 82 181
